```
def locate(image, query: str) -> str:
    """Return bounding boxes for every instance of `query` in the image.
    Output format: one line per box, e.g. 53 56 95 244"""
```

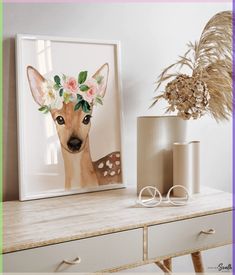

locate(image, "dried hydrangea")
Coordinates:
163 74 210 120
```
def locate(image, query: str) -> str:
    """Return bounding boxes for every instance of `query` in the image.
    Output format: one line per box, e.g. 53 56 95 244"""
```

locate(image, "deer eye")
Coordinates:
56 116 65 125
83 115 91 125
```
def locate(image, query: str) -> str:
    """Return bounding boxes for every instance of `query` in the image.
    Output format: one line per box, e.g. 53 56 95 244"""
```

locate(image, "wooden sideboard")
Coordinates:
3 187 233 273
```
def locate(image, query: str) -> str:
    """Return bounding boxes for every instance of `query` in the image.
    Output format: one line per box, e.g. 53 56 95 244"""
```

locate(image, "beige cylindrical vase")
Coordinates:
137 116 187 195
173 143 192 196
191 141 200 193
173 141 200 196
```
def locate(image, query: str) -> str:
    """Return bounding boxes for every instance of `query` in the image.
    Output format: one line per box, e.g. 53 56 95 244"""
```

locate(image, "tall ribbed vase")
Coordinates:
137 116 188 194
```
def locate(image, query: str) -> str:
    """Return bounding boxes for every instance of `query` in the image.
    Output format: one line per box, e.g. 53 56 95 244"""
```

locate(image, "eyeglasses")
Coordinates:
137 185 190 208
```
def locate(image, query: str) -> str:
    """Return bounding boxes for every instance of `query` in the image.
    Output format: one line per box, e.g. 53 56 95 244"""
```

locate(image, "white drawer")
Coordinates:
148 211 232 259
3 229 143 272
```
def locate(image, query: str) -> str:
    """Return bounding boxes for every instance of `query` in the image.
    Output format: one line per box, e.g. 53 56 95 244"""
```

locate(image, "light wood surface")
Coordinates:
3 186 232 253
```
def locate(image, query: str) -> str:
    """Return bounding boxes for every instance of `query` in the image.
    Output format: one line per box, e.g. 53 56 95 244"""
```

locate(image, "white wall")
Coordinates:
3 2 232 272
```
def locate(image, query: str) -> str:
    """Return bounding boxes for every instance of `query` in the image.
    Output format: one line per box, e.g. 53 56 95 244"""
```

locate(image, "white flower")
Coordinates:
51 95 63 110
42 80 63 110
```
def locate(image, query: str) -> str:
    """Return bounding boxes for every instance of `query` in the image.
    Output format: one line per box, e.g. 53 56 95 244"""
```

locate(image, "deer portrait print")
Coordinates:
27 64 122 190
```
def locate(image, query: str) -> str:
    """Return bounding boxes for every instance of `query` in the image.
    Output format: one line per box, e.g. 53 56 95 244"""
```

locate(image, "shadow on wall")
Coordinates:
3 38 19 201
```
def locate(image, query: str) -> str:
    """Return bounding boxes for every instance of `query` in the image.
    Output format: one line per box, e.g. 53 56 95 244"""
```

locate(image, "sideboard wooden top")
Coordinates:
3 186 232 254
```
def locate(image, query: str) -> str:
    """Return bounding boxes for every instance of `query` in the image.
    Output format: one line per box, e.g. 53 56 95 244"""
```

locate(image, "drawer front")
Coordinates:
148 211 232 259
4 229 143 272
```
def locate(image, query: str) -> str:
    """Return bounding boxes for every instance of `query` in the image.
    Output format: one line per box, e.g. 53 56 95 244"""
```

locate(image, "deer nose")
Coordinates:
67 137 82 152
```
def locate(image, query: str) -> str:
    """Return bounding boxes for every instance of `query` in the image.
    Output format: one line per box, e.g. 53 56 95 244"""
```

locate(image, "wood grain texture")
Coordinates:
155 261 172 274
143 226 148 261
163 258 172 271
191 251 204 274
3 186 232 253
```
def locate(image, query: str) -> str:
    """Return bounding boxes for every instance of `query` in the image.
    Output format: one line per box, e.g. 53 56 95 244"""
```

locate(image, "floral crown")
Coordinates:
39 71 104 114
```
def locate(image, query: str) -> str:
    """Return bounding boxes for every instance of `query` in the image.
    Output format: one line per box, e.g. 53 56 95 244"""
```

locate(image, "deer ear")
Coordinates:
27 66 46 106
93 63 109 98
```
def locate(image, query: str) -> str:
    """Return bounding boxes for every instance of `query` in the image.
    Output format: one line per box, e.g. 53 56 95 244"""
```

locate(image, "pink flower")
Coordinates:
83 78 99 103
64 77 78 93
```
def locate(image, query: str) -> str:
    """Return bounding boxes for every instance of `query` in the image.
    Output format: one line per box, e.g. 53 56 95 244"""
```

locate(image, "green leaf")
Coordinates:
38 106 46 111
95 96 103 105
78 71 88 84
77 94 83 101
59 88 63 97
38 105 50 113
74 99 91 113
82 101 91 113
54 84 61 91
62 74 66 82
54 75 61 85
95 75 104 85
79 85 89 92
74 101 82 111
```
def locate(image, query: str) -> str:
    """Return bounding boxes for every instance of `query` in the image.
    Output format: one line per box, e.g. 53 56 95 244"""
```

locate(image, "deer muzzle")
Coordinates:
67 137 82 152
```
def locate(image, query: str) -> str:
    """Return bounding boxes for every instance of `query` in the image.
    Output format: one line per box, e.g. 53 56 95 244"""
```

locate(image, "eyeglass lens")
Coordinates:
167 185 189 205
140 186 161 207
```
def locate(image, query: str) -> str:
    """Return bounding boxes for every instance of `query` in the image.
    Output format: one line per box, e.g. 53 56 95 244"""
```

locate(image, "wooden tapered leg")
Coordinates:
163 258 172 271
155 261 172 274
191 251 204 274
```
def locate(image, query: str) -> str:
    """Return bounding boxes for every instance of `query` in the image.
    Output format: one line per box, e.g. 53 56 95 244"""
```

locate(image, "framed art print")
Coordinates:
16 34 124 200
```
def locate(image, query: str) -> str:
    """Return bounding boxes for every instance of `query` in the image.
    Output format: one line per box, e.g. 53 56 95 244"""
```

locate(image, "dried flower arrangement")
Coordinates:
151 11 232 121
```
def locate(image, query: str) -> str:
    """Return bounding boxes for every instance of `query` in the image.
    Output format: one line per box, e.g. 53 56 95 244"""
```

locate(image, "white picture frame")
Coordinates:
16 34 125 201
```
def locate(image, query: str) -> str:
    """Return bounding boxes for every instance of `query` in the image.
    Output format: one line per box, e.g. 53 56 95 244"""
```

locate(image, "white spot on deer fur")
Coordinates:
115 161 120 166
116 153 120 158
106 160 113 169
110 171 116 176
118 169 121 174
98 162 104 169
103 171 108 177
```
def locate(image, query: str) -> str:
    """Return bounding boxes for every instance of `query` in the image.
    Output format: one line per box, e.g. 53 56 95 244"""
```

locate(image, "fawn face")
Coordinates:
27 64 109 154
50 102 92 153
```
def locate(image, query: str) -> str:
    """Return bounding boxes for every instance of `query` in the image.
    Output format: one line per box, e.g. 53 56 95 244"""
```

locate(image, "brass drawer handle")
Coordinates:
200 229 216 235
63 256 81 265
